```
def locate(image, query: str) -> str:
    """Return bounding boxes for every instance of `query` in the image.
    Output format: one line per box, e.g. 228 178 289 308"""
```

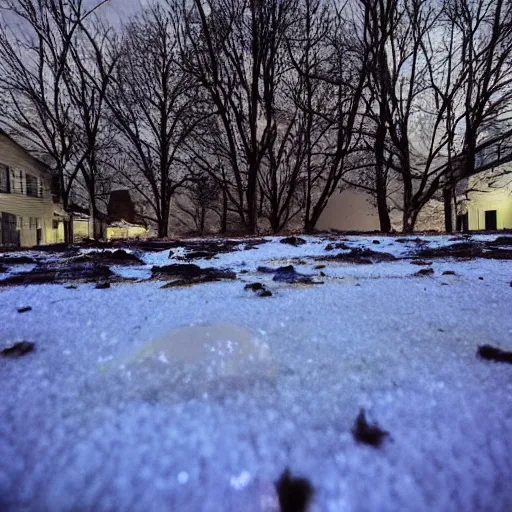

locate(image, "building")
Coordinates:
319 170 512 233
458 172 512 231
0 129 66 248
105 189 148 240
107 189 136 224
317 188 445 233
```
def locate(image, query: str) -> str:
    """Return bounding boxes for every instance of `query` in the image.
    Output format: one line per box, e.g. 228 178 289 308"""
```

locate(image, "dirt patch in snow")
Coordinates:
352 409 389 448
417 241 512 260
477 344 512 364
317 248 396 264
71 249 144 265
325 242 350 251
257 265 322 285
152 263 236 287
275 469 314 512
0 255 38 265
1 341 35 358
280 236 307 246
488 236 512 247
0 262 117 286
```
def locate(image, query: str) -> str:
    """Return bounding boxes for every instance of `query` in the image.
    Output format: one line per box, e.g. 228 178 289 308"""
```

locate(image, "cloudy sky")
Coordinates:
94 0 153 23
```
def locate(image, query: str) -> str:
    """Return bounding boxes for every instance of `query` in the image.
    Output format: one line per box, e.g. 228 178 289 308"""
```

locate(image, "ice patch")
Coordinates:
230 470 251 490
177 471 189 484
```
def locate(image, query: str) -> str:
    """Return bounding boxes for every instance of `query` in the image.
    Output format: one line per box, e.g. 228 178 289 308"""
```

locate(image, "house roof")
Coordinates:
0 128 52 171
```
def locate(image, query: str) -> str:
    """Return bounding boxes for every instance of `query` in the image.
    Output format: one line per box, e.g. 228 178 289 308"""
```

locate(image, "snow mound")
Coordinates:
97 323 278 403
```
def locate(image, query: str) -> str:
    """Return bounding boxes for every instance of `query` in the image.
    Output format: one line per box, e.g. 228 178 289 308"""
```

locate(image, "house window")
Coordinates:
17 170 24 194
26 174 39 197
0 165 10 193
53 220 59 230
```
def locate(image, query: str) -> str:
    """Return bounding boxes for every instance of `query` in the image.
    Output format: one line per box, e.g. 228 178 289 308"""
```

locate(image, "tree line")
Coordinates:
1 0 511 239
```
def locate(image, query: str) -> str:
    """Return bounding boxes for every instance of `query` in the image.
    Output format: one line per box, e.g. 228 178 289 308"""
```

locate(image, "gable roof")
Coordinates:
0 128 52 172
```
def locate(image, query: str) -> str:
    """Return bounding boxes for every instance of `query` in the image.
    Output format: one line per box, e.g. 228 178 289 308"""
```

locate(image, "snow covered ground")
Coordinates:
1 234 512 511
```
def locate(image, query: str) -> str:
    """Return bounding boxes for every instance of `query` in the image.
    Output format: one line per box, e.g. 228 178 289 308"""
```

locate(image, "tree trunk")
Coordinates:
443 186 453 233
376 187 391 233
158 222 168 238
221 187 228 234
64 217 73 244
304 217 316 234
158 208 169 238
60 172 73 244
89 194 102 240
199 207 206 235
403 207 420 234
246 177 258 235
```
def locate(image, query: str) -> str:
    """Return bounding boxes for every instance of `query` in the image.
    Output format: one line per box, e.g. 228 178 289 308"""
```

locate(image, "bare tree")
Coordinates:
180 0 300 234
0 0 108 241
65 16 120 238
288 0 368 233
175 171 221 233
441 0 512 231
108 3 200 238
358 0 467 233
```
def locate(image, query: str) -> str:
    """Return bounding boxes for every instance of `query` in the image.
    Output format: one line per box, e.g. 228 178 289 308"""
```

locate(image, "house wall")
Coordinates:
0 133 59 247
105 225 148 240
465 174 512 230
45 221 65 244
73 218 91 241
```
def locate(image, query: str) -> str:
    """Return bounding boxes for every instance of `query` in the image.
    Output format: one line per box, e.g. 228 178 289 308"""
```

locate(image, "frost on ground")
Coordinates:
0 234 512 511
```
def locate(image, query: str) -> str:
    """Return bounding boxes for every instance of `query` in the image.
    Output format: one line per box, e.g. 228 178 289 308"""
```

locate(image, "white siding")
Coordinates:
0 133 56 247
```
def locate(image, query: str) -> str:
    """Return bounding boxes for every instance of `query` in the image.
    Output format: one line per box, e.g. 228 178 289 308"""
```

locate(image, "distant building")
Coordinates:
107 189 136 224
68 203 107 242
105 189 148 240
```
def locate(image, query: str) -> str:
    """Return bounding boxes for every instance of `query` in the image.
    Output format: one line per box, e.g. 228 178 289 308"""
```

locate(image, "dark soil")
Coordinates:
319 248 396 264
352 409 389 448
0 262 115 286
415 268 434 276
395 237 426 244
71 249 144 265
244 282 273 297
489 236 512 246
477 345 512 364
0 255 38 265
280 236 307 246
325 242 350 251
275 469 314 512
175 251 216 260
257 265 321 284
152 263 236 287
410 260 432 266
1 341 35 358
164 238 268 260
417 241 512 260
